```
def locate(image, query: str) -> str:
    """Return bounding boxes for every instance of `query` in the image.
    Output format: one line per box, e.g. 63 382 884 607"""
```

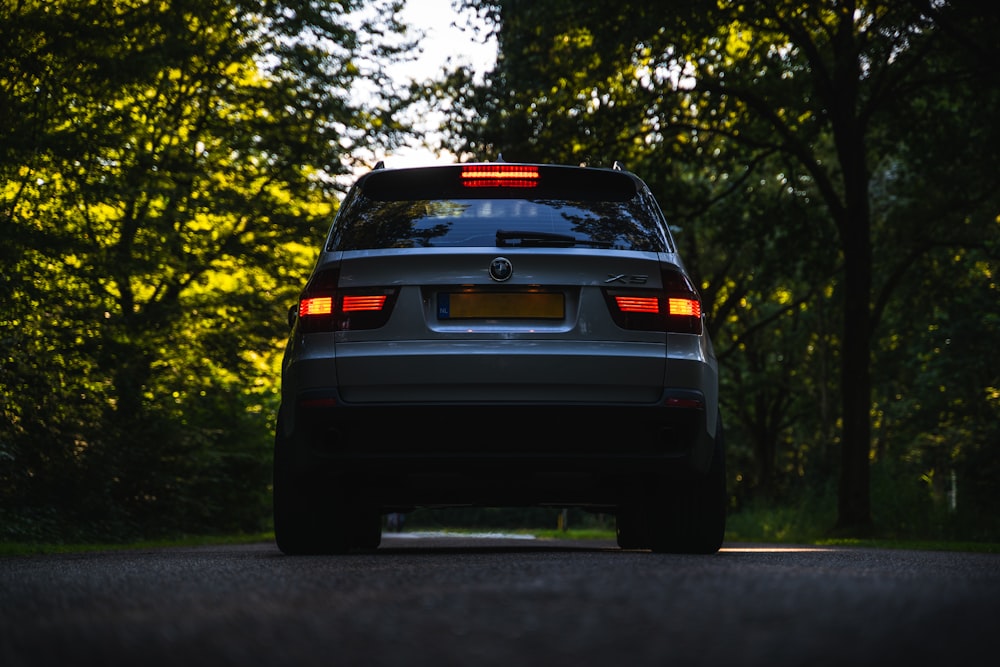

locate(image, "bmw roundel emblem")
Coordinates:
489 257 513 282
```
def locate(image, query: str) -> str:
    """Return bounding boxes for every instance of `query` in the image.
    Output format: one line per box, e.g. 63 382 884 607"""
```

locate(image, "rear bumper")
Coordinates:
277 390 719 509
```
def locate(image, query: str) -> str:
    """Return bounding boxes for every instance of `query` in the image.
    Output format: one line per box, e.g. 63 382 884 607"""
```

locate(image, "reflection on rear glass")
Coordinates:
335 196 668 251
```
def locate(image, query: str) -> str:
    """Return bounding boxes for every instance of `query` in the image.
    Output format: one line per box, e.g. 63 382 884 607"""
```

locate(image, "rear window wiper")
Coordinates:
496 229 613 248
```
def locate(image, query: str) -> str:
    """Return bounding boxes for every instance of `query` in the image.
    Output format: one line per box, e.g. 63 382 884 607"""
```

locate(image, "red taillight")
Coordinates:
614 296 660 313
461 165 539 188
668 297 701 318
341 295 387 312
295 269 398 333
299 296 333 317
664 395 705 409
300 295 388 317
614 295 700 318
604 269 704 334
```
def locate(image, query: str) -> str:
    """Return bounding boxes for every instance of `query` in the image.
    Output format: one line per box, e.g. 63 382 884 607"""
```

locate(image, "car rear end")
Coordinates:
274 162 725 554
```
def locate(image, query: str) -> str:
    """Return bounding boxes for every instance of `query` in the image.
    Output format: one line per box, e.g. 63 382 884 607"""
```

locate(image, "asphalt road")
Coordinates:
2 534 997 666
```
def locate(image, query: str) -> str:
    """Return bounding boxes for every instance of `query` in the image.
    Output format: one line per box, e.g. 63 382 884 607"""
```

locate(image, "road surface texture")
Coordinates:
2 534 997 666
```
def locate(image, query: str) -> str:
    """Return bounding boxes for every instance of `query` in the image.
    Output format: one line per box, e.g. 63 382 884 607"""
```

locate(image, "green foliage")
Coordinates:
727 457 1000 544
0 0 415 543
2 0 998 544
440 0 1000 538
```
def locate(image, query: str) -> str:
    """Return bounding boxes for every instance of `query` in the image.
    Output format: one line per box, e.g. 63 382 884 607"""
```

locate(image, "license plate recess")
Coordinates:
437 292 564 319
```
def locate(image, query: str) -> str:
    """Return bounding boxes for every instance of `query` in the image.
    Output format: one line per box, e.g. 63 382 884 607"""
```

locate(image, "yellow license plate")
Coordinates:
439 292 564 319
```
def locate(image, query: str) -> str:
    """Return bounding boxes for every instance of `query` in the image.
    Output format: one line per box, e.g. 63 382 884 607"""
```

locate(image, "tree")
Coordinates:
0 0 416 541
437 0 1000 534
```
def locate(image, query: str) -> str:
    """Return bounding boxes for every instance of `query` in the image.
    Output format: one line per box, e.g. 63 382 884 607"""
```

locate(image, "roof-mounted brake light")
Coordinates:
461 165 539 188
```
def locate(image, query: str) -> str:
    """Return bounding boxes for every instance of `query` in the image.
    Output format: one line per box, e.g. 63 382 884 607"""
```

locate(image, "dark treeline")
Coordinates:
0 0 415 542
2 0 998 544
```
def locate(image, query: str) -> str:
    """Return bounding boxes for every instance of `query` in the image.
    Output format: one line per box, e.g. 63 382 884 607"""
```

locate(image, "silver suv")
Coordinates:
274 161 726 554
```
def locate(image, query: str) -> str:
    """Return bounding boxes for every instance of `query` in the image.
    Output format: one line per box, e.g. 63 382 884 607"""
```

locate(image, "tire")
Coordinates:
273 419 353 555
615 505 650 549
349 505 383 550
648 413 727 554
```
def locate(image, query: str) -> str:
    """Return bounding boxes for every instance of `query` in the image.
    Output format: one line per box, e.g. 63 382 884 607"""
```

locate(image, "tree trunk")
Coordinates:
834 134 875 535
837 236 874 534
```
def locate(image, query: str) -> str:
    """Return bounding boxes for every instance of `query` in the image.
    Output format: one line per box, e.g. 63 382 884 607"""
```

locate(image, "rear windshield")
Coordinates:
327 165 671 252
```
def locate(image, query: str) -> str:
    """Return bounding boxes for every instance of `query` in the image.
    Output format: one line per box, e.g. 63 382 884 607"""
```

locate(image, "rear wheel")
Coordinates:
648 414 727 554
349 505 383 550
273 420 380 554
615 507 651 549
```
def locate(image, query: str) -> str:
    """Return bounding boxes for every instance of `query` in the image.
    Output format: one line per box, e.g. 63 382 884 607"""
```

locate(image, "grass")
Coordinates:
0 532 275 557
4 500 999 556
5 528 997 557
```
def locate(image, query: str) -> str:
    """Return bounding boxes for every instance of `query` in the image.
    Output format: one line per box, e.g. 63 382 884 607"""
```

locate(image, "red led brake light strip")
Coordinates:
341 295 387 312
461 165 539 188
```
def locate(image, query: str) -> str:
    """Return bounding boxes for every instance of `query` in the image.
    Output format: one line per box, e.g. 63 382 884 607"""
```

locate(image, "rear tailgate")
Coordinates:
331 248 669 403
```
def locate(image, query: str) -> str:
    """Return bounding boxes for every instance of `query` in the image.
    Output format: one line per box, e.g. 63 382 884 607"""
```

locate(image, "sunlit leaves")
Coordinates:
443 1 1000 535
0 0 416 541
